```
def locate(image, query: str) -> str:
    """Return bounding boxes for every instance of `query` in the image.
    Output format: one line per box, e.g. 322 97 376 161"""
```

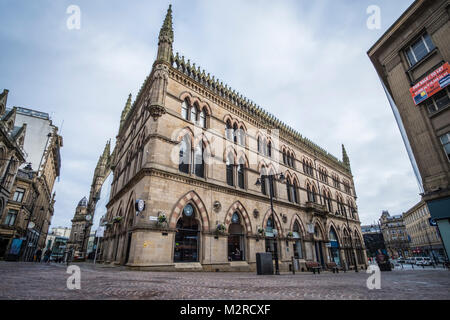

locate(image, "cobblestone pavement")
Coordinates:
0 261 449 300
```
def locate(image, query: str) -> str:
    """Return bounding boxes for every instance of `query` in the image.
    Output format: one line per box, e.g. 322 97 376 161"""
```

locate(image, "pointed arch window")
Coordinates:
190 105 198 123
200 109 206 128
194 141 204 178
292 180 299 204
268 169 276 197
181 100 189 120
238 158 245 189
233 123 238 144
293 221 303 259
179 135 191 174
267 141 272 157
226 154 234 186
286 178 292 202
239 127 245 146
283 151 287 164
257 137 261 153
261 167 267 195
226 120 233 140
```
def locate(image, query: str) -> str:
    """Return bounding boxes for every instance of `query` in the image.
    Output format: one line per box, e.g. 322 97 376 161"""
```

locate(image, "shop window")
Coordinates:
228 212 245 261
174 204 199 263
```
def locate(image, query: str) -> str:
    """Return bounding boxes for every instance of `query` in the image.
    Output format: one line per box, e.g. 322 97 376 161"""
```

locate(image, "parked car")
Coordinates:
405 258 414 264
414 257 424 265
420 257 432 266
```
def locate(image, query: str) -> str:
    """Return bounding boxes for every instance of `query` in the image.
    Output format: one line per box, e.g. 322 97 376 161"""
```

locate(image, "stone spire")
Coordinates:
120 93 132 130
156 4 174 63
342 144 351 172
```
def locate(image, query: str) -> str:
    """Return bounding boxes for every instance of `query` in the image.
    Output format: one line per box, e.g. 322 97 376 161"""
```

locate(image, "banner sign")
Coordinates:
9 238 23 255
410 62 450 105
96 226 105 238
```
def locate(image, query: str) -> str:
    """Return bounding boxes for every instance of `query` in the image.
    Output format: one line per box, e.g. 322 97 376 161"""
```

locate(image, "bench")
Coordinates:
306 261 321 274
326 262 339 273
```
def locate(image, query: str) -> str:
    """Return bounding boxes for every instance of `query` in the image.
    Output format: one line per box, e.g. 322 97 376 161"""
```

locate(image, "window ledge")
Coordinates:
406 48 439 78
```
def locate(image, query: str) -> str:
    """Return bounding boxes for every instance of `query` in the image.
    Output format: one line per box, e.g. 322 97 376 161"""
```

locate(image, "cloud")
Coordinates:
0 0 418 229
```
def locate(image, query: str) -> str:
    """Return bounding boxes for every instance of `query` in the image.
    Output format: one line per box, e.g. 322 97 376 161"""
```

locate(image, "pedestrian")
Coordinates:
43 249 51 263
35 248 42 263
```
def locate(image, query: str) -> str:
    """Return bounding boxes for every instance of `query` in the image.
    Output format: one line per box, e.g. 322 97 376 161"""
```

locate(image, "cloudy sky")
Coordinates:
0 0 420 229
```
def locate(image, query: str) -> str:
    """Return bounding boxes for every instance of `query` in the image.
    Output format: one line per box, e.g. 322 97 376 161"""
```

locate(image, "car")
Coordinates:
397 258 405 264
405 258 414 264
414 257 424 265
421 257 432 266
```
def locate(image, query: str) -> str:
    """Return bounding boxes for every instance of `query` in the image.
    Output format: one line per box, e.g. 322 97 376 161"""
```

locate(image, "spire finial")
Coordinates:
158 4 174 45
342 144 351 172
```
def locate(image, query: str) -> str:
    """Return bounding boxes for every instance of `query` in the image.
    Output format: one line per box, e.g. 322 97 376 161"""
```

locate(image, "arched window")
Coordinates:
174 204 200 263
324 191 333 212
286 178 292 202
190 105 198 123
233 123 238 144
181 100 189 120
283 151 287 164
226 153 234 186
200 109 206 128
194 140 204 178
307 184 316 203
257 136 261 153
228 212 245 261
226 120 233 140
267 141 272 157
238 158 245 189
261 167 267 195
292 180 299 204
293 222 303 259
329 227 341 266
239 127 245 146
179 135 191 174
268 169 276 197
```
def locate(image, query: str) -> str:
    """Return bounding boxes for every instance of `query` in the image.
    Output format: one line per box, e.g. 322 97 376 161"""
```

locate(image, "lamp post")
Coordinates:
256 172 285 275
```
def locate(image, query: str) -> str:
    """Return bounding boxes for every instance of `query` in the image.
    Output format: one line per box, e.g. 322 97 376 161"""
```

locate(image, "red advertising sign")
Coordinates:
410 62 450 105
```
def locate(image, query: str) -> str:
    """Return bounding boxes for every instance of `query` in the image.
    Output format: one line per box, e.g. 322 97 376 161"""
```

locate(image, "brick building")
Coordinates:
99 6 366 272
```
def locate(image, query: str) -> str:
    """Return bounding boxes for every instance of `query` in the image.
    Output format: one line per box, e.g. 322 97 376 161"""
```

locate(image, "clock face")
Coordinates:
137 200 145 212
85 215 92 221
232 213 240 224
183 204 193 217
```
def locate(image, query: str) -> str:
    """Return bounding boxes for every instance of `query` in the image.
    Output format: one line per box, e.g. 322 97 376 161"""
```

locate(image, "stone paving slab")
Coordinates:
0 262 449 300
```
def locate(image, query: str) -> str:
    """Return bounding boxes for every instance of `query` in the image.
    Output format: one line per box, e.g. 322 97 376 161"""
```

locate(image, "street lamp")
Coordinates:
256 172 285 275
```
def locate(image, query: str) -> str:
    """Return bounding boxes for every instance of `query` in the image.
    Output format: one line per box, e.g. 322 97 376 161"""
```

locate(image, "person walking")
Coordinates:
43 249 51 263
35 248 42 263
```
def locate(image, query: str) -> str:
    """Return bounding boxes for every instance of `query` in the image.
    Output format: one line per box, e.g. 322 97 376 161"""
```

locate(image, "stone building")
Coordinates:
403 200 445 261
68 140 112 259
368 0 450 260
0 89 27 258
361 224 386 258
2 106 62 261
100 6 366 272
379 211 409 258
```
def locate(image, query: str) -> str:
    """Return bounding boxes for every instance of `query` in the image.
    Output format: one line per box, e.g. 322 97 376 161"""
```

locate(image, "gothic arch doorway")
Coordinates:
227 212 245 261
173 204 200 263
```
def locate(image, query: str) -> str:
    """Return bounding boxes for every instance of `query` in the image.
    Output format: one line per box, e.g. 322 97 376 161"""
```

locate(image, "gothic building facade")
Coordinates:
99 6 367 272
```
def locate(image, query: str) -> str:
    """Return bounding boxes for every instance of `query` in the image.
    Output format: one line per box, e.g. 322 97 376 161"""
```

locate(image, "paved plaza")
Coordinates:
0 261 449 300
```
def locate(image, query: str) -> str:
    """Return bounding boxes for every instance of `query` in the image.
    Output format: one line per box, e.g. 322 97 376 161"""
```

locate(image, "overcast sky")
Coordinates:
0 0 420 229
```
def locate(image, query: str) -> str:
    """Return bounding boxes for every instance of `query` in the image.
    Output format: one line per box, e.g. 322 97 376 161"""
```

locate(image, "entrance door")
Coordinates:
174 208 200 263
315 241 325 266
125 232 132 264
